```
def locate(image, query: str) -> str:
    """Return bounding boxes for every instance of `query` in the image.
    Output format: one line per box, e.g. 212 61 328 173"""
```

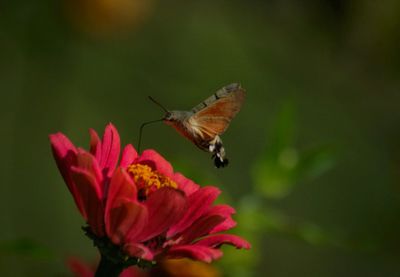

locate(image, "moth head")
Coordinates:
163 111 189 124
163 112 176 126
164 111 174 121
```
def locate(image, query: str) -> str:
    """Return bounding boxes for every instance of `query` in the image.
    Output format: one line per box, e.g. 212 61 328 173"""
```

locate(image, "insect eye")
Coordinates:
165 112 172 120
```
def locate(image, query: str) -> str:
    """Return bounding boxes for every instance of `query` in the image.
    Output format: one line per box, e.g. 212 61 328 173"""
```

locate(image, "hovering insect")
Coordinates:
139 83 245 168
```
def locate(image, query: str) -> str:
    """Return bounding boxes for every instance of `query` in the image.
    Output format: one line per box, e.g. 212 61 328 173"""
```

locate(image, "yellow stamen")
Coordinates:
127 164 177 197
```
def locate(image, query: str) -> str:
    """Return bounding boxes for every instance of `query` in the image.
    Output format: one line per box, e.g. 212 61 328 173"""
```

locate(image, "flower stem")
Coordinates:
95 254 124 277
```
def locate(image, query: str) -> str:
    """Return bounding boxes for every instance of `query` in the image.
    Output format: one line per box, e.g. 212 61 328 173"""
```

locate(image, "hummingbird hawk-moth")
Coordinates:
140 83 245 168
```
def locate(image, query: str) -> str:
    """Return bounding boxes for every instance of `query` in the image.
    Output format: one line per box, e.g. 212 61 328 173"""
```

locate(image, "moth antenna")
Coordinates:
148 96 169 113
138 118 164 152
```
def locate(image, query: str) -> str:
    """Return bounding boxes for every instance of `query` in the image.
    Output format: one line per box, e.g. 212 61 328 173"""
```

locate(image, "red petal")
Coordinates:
195 234 251 249
210 216 236 234
179 204 236 244
105 168 147 244
179 214 225 244
207 204 236 234
67 257 94 277
166 245 222 263
106 168 137 211
120 267 145 277
167 186 220 238
120 144 138 168
99 123 120 178
137 187 187 242
123 243 154 260
76 149 103 188
172 172 200 196
89 128 101 161
135 150 174 179
49 133 77 184
105 197 148 245
49 133 84 215
70 167 105 237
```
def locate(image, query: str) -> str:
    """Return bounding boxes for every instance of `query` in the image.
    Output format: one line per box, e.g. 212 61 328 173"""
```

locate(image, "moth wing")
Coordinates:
188 116 230 141
189 83 245 139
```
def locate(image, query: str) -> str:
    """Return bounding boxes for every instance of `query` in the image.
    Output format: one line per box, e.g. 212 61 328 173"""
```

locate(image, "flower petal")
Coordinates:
173 172 200 196
76 149 103 188
167 186 220 238
120 144 138 169
210 216 236 234
99 123 120 178
89 128 101 161
179 214 225 245
105 168 147 244
49 133 77 186
134 149 174 179
195 234 251 249
49 133 85 214
67 257 94 277
123 243 154 260
166 245 222 263
120 267 144 277
105 168 137 211
105 197 148 245
207 205 236 234
138 187 187 242
70 167 105 237
179 204 235 244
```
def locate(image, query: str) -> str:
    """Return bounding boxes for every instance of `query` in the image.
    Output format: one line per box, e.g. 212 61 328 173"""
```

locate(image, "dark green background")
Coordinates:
1 0 400 276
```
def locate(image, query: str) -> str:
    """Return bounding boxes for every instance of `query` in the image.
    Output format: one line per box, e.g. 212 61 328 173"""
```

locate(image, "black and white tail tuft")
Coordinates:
209 136 229 168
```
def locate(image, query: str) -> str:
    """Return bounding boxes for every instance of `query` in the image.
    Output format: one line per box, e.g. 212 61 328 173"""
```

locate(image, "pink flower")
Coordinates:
50 123 250 265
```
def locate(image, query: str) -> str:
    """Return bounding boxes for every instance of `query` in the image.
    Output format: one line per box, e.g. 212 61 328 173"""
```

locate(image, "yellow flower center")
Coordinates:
127 164 177 199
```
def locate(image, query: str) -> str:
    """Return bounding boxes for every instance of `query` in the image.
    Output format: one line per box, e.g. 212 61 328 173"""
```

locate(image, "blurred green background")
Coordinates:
1 0 400 276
